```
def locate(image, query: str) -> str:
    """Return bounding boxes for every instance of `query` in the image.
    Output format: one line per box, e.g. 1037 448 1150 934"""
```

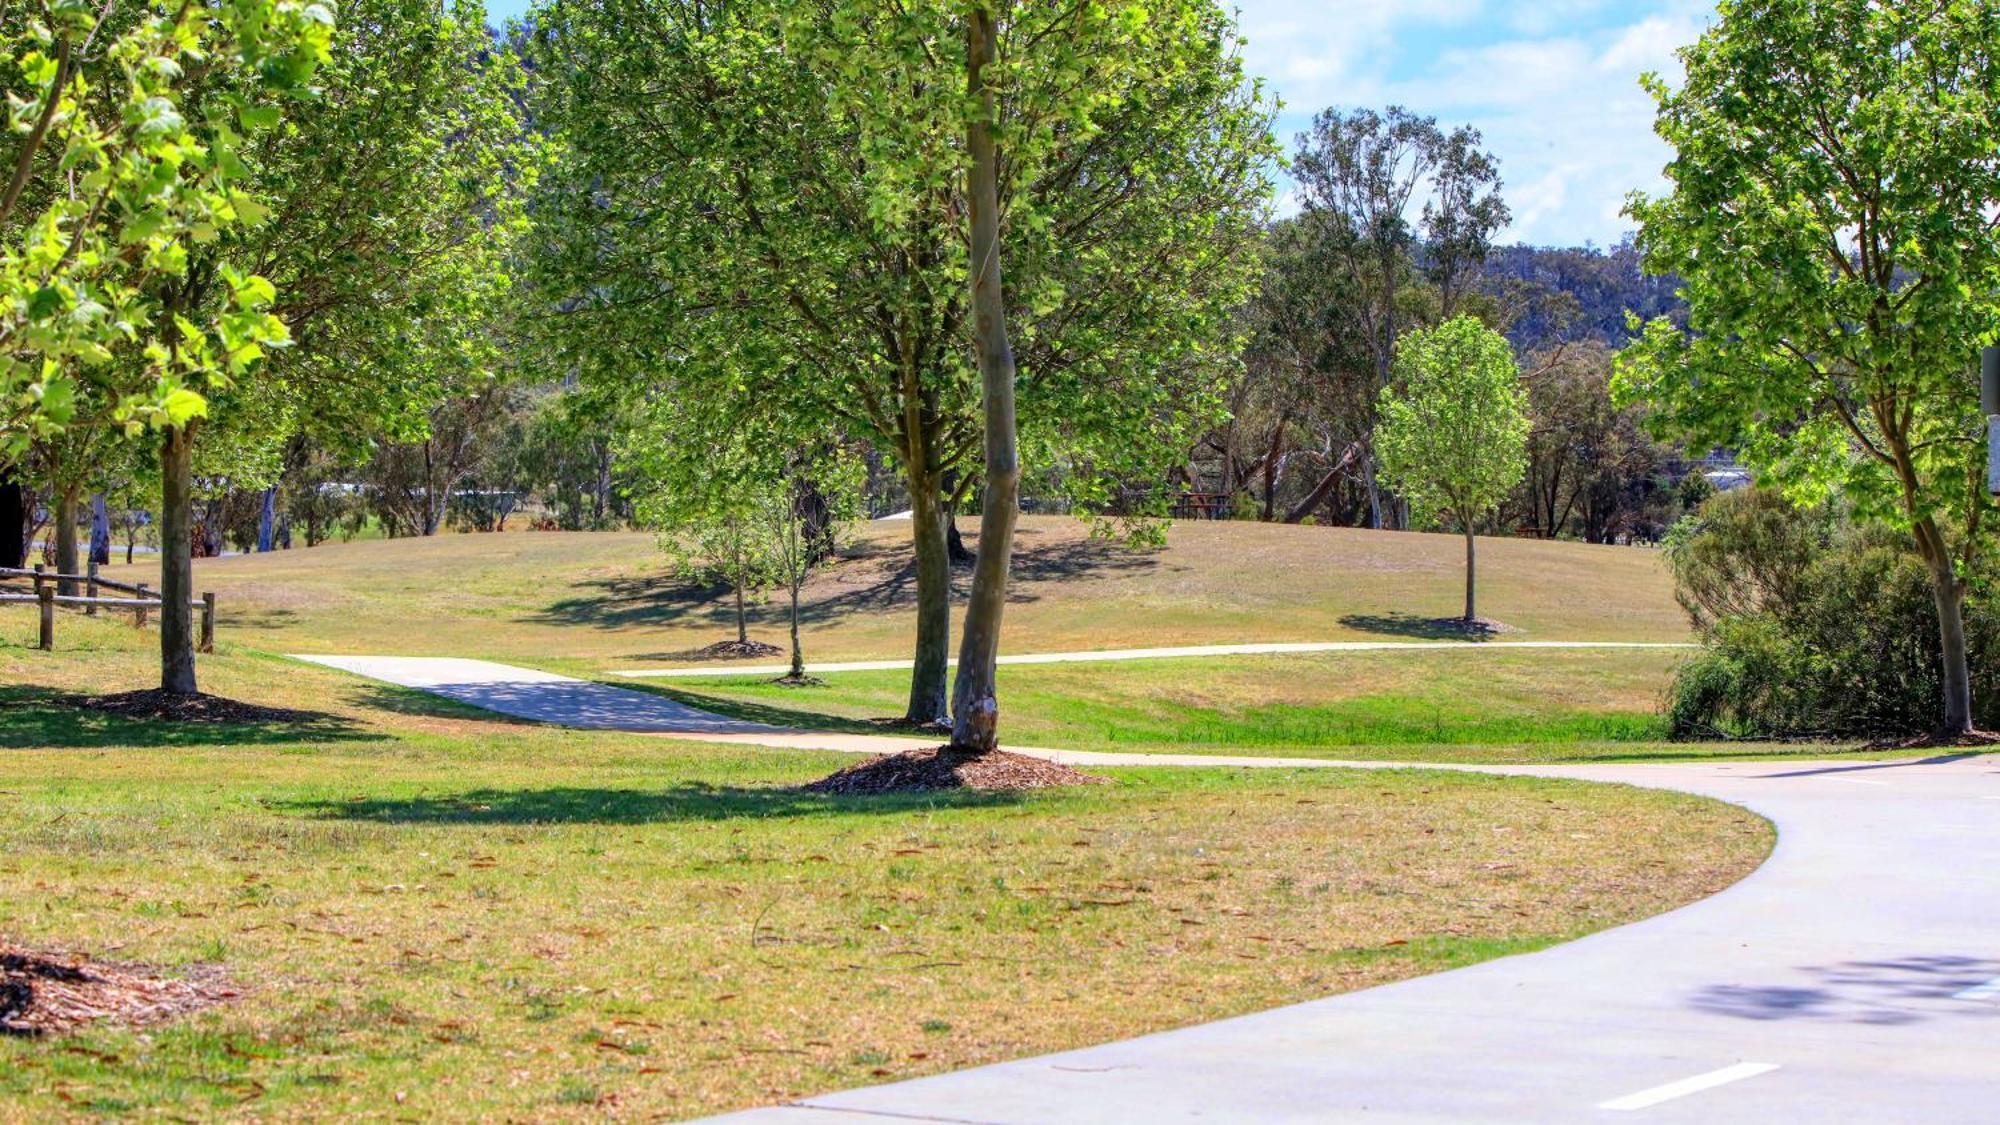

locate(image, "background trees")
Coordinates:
1375 317 1529 624
1620 0 2000 735
1291 106 1509 529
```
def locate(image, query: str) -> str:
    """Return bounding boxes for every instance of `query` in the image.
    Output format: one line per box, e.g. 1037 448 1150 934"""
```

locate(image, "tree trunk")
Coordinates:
0 475 23 568
89 493 110 565
53 486 79 597
949 5 1021 755
946 511 974 565
257 487 276 552
1931 566 1972 735
734 579 748 645
788 578 805 680
1463 525 1477 623
160 425 199 695
904 474 952 726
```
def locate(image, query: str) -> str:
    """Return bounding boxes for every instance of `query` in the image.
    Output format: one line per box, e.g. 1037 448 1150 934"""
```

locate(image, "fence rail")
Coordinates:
0 564 214 653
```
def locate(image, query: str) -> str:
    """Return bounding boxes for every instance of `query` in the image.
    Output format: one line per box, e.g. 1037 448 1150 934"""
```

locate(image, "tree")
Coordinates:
1518 341 1677 544
949 0 1017 752
1618 0 2000 735
527 0 1272 725
1375 316 1529 623
0 0 329 466
768 450 864 681
1292 106 1509 528
629 408 861 670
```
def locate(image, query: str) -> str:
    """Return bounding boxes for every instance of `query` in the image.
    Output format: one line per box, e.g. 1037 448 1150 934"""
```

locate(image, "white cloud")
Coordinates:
1238 0 1715 247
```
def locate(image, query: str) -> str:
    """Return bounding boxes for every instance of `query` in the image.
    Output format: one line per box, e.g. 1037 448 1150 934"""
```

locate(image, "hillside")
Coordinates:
94 516 1689 672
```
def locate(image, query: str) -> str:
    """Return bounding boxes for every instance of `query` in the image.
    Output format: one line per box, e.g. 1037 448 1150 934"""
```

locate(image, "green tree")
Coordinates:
1375 316 1529 624
527 0 1272 725
0 0 328 464
1618 0 2000 735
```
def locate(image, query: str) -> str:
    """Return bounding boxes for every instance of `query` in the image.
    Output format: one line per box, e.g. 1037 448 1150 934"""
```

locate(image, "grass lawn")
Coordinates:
91 516 1692 675
0 623 1772 1119
625 648 1890 764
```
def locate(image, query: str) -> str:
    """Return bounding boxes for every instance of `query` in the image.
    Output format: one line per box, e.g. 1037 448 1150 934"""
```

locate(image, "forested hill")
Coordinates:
1482 240 1684 350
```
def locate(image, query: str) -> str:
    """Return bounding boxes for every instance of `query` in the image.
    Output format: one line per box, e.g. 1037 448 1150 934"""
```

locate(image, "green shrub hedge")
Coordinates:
1662 488 1998 738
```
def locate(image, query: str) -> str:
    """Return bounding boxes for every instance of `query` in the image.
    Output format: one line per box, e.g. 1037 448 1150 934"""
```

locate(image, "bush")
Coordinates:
1662 488 1999 738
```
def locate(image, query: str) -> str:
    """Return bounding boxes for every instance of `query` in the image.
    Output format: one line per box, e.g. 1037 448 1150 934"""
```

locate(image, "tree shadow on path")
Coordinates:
1690 955 2000 1026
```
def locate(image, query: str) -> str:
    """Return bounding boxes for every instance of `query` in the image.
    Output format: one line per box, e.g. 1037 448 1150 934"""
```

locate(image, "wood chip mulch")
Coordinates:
688 639 783 660
1 944 235 1037
804 747 1110 794
70 689 317 724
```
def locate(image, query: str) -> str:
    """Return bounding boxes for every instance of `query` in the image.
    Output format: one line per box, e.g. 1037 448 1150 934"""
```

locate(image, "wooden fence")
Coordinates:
0 564 214 653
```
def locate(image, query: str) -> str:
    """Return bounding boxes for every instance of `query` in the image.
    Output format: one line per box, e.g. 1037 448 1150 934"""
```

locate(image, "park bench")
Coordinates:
0 564 215 654
1170 491 1235 520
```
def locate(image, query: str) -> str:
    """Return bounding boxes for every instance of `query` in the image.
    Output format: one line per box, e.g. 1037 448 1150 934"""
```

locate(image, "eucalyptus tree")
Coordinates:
527 0 1273 725
1292 106 1508 528
1619 0 2000 736
1375 317 1528 624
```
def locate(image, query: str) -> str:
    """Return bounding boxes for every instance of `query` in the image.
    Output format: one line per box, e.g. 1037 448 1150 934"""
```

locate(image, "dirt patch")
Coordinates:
71 689 318 724
805 747 1109 794
1 944 234 1036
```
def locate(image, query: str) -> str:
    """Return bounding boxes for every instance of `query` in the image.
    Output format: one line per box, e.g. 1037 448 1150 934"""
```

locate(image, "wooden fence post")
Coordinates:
37 584 53 651
199 593 215 654
85 560 99 616
135 582 150 628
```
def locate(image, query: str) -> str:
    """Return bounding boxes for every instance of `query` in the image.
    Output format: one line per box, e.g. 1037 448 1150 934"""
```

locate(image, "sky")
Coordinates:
481 0 1716 249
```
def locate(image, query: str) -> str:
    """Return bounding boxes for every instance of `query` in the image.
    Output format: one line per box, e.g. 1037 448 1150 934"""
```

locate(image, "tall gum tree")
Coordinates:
526 0 1273 725
1618 0 2000 736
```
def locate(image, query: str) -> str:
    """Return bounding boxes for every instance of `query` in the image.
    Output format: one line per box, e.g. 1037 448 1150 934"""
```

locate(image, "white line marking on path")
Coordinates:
1952 978 2000 1001
1597 1062 1780 1111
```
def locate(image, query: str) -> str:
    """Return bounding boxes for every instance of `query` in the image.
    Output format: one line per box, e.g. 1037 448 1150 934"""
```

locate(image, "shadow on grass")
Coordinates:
532 535 1161 635
280 782 1024 824
0 685 367 750
1338 613 1499 641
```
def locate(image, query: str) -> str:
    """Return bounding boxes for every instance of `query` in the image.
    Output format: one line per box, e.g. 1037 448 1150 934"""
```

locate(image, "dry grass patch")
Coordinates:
0 632 1770 1120
88 516 1689 673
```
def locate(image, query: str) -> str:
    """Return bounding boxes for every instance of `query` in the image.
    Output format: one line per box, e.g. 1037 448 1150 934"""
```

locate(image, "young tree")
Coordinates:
527 0 1272 725
768 450 864 682
1375 316 1529 624
1618 0 2000 735
1292 107 1509 528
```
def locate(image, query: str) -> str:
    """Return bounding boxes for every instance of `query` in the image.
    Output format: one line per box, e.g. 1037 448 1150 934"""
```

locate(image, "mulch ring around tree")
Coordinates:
68 689 318 724
1 943 236 1037
804 747 1110 795
676 639 784 661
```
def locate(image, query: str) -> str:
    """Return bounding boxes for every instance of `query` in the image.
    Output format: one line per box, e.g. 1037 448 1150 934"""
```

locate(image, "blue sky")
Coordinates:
482 0 1715 247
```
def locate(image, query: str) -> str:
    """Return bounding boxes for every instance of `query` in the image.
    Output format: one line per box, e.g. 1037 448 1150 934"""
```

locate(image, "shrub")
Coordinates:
1663 488 2000 738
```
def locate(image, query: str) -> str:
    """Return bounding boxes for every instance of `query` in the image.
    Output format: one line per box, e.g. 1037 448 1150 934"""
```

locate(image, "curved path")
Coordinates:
293 655 2000 1122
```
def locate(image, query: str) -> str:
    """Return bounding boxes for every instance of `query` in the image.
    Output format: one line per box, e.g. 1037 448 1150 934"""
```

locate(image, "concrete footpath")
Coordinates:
292 654 2000 1123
